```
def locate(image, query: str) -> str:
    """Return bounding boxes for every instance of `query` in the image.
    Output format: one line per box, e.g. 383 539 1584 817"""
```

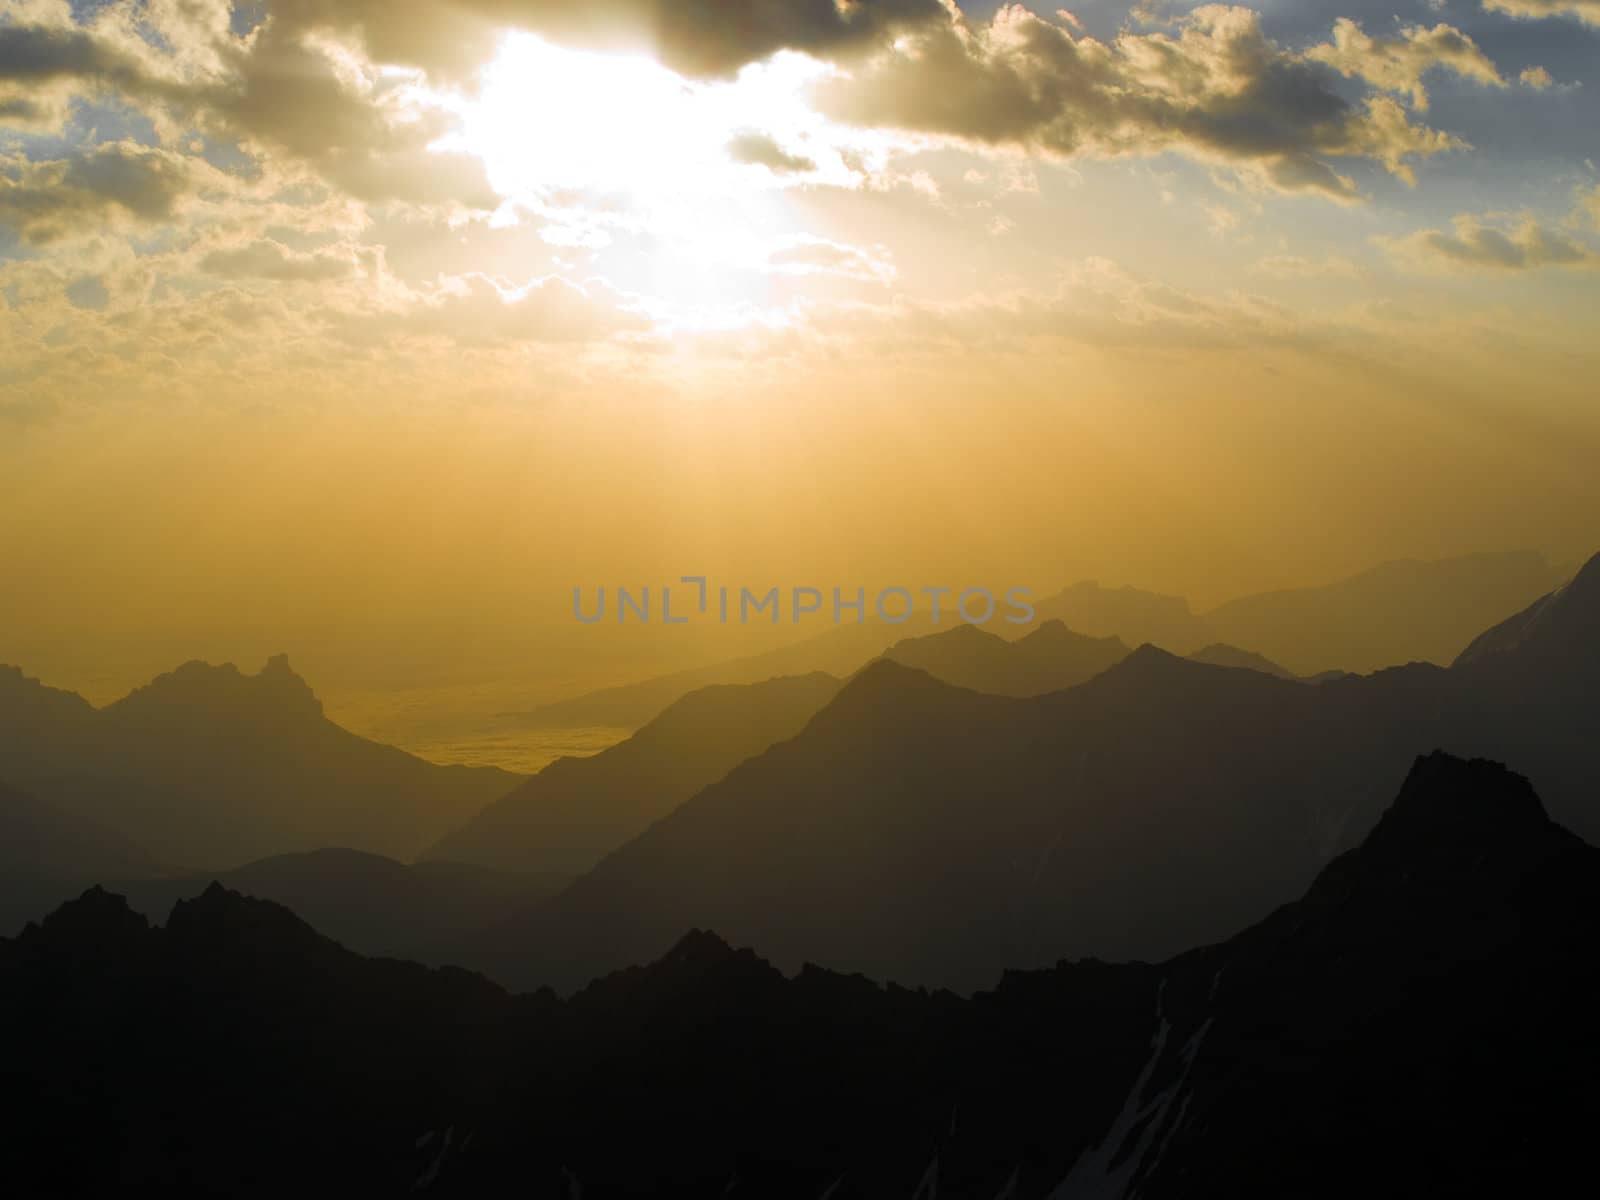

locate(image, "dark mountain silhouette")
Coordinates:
1054 751 1600 1198
0 656 519 869
1185 642 1297 678
1200 548 1566 676
0 781 166 935
427 672 843 874
880 619 1130 696
111 847 567 965
4 753 1594 1196
474 549 1600 994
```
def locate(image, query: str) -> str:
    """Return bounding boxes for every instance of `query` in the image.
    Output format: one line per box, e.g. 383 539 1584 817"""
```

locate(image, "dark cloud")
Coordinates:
0 142 205 244
1380 213 1600 270
64 275 110 310
814 6 1475 200
211 0 948 81
727 132 817 174
200 240 355 282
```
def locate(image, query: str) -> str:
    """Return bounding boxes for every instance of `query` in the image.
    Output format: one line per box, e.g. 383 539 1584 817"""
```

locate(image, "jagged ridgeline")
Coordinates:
4 754 1596 1196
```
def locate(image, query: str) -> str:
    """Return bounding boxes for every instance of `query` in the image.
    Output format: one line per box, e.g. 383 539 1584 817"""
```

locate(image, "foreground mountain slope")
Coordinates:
426 672 843 875
1105 752 1600 1197
4 754 1594 1197
0 656 520 869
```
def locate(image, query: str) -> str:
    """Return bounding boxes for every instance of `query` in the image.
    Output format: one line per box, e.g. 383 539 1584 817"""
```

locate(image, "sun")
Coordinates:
439 34 874 241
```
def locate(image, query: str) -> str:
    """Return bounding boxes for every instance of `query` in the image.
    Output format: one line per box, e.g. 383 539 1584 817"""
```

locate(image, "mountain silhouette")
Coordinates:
513 550 1562 739
1185 642 1298 679
1031 580 1212 653
471 549 1600 994
4 753 1594 1196
880 619 1130 696
502 619 906 730
1200 548 1566 675
427 672 843 875
0 656 519 869
109 847 566 964
0 781 166 935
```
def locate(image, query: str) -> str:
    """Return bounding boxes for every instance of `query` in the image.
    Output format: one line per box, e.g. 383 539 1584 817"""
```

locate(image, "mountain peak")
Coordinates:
165 881 326 952
663 927 735 968
1365 752 1551 852
22 885 151 949
109 655 324 722
1453 546 1600 667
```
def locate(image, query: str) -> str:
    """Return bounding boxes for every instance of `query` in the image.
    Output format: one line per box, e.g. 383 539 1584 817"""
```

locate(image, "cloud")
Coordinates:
0 141 216 244
570 0 949 79
813 5 1470 201
1378 213 1600 271
142 0 947 85
1577 184 1600 229
1519 65 1555 88
340 272 653 347
791 256 1308 357
1304 20 1506 111
727 132 817 175
1482 1 1600 27
765 236 895 282
199 240 357 282
1252 254 1364 278
0 3 498 209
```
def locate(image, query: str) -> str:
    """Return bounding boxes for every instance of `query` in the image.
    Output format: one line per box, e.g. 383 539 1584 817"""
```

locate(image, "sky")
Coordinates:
2 0 1599 707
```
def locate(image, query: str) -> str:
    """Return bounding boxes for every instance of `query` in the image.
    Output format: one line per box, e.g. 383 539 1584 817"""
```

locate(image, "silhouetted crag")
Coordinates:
3 753 1594 1196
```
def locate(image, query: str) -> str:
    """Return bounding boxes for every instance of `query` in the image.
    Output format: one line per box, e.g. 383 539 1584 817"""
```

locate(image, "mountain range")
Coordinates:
426 672 844 875
0 654 519 872
511 549 1564 732
5 752 1593 1196
463 548 1600 994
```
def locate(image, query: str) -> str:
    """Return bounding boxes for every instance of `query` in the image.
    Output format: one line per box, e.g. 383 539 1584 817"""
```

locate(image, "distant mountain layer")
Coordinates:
0 655 519 870
503 619 906 729
880 620 1130 696
1201 549 1568 676
517 549 1564 733
425 624 1136 880
1185 642 1298 679
472 548 1600 995
425 672 844 875
4 752 1594 1196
